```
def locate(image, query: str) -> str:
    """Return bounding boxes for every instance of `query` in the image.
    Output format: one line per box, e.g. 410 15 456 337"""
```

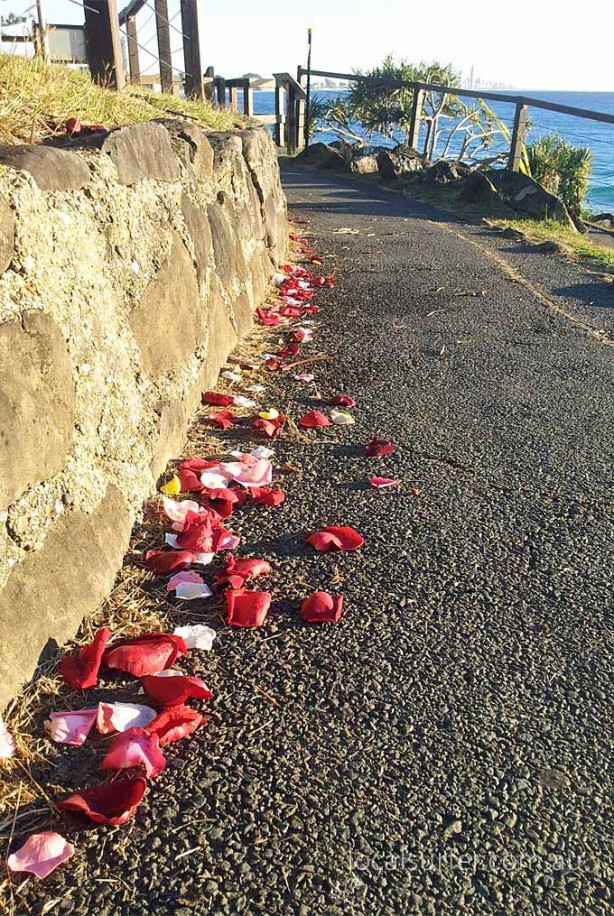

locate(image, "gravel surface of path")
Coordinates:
18 163 613 916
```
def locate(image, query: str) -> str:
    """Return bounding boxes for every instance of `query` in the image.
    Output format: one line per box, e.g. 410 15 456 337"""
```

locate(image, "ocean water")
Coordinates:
253 89 614 213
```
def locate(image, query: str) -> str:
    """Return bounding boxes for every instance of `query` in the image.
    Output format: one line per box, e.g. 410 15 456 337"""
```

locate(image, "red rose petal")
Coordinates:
226 589 271 627
369 477 400 489
365 437 395 457
300 592 344 624
214 554 272 589
103 633 187 678
180 458 220 473
249 487 285 506
59 627 111 690
329 394 356 407
251 416 284 439
176 468 205 493
298 411 331 429
207 410 241 429
202 391 234 407
145 705 204 745
141 674 213 707
100 727 166 779
58 777 147 825
305 525 364 552
144 549 197 574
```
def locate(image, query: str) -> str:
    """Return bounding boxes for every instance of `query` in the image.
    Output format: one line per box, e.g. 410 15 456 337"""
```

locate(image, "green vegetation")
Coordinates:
491 217 614 271
525 133 592 216
313 56 511 165
0 54 238 145
392 177 614 273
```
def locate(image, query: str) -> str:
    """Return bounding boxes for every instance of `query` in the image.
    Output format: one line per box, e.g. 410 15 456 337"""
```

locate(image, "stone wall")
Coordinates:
0 122 287 711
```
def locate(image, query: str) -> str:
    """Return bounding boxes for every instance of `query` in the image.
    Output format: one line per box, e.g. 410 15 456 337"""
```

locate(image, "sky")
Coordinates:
2 0 613 91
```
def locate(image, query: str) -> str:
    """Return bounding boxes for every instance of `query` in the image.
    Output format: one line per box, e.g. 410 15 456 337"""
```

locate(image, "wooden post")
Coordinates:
229 85 239 110
126 14 140 86
215 76 226 107
154 0 173 94
83 0 125 90
287 82 298 154
408 88 424 150
180 0 203 100
275 83 286 147
243 80 254 116
204 66 215 102
296 65 306 151
508 102 528 171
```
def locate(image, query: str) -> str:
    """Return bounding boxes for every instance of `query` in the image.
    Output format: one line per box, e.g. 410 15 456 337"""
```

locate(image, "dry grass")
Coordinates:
0 54 239 145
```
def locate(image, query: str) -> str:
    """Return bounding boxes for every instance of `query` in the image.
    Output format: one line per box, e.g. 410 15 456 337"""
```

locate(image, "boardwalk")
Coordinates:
20 164 613 915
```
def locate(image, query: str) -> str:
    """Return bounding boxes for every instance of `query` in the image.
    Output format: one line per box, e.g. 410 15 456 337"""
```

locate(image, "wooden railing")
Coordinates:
298 67 614 171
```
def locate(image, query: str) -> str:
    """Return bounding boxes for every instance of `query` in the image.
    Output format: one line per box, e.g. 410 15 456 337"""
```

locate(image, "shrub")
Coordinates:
526 134 592 215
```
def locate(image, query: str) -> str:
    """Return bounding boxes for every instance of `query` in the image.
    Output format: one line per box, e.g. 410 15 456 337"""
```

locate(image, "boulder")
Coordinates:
303 143 345 170
458 171 500 206
102 122 181 185
425 159 472 185
485 169 574 227
0 311 75 510
376 146 423 180
0 145 90 191
350 147 380 175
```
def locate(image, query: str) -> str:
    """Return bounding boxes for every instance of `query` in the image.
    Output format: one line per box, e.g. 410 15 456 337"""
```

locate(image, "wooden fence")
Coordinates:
297 68 614 171
44 6 614 169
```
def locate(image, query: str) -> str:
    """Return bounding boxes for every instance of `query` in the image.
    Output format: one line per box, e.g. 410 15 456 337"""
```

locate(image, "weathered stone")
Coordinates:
263 190 287 264
204 279 237 384
208 131 246 188
425 159 472 185
532 239 572 255
181 193 212 283
129 232 203 375
160 120 214 182
376 146 423 180
350 148 380 175
0 196 14 272
458 170 500 205
0 145 90 191
0 311 75 510
486 169 574 227
231 290 253 338
207 201 247 288
151 399 189 481
102 122 181 185
0 486 131 712
303 142 345 170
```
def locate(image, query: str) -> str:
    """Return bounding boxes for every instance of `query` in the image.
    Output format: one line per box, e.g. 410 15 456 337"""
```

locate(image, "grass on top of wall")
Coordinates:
0 53 240 145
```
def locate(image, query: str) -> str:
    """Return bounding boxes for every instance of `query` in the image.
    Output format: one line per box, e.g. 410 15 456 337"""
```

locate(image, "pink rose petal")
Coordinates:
96 702 157 735
7 832 75 880
166 570 205 592
44 709 98 746
101 727 166 779
0 715 16 758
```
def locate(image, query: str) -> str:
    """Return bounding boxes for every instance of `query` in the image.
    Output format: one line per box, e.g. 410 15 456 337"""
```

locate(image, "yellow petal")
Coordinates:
259 408 280 420
160 474 181 496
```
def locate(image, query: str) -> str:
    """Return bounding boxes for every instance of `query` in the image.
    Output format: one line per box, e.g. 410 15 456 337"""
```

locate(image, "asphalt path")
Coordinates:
19 163 613 915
